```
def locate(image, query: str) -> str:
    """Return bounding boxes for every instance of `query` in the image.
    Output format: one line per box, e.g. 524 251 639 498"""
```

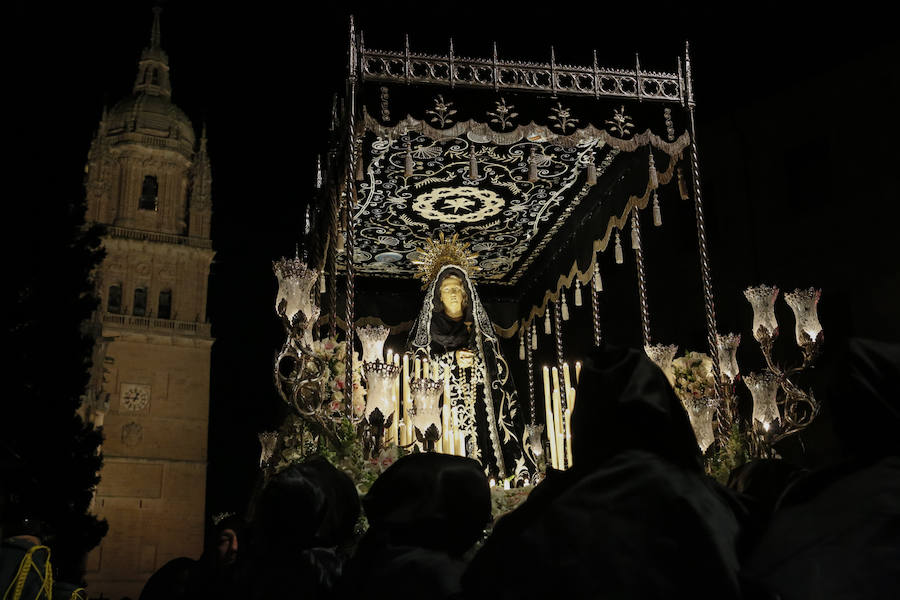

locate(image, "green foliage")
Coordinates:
706 422 750 484
272 413 405 496
4 176 108 581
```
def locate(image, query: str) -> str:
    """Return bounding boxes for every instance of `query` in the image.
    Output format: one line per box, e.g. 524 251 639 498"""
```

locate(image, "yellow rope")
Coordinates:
2 544 53 600
69 588 86 600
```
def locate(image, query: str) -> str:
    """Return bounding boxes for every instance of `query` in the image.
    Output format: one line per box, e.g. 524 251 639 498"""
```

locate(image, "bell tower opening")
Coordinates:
139 175 159 211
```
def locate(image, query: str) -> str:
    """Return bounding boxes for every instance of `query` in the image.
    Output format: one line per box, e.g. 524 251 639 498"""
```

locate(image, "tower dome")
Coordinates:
104 6 195 158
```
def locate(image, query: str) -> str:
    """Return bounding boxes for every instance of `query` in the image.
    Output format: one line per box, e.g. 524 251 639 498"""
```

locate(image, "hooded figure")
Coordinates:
741 338 900 599
462 342 743 599
408 265 533 483
241 457 361 600
337 453 491 600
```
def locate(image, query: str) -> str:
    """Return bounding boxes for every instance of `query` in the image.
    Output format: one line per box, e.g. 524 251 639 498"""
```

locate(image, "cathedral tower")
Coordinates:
81 8 214 598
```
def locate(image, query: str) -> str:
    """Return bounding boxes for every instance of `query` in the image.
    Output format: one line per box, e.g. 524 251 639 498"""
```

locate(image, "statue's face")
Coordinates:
439 275 466 318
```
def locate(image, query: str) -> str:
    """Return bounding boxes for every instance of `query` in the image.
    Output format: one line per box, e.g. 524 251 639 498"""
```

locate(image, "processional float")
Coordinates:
264 19 823 488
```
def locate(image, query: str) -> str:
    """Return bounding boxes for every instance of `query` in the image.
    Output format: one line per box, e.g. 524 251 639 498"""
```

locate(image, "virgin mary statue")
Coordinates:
409 239 534 484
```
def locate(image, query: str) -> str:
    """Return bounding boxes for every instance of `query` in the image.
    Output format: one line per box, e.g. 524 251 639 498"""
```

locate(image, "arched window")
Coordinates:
133 287 148 317
108 284 122 314
139 175 158 211
158 289 172 320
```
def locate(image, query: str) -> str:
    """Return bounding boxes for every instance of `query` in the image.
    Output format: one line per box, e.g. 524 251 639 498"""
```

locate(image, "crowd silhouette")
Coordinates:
3 339 897 599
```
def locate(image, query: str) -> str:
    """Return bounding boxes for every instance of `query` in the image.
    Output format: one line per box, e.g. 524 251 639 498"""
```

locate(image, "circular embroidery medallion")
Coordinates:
412 187 505 224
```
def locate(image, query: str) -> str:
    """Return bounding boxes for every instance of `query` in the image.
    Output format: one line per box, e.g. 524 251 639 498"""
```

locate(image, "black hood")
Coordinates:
572 342 703 471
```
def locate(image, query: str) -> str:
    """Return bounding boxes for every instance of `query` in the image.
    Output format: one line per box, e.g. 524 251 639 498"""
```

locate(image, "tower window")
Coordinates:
158 289 172 320
151 69 160 85
108 284 122 314
133 287 148 317
139 175 158 211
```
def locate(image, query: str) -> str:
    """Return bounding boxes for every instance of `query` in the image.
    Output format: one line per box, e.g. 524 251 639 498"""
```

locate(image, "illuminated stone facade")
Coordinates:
80 8 214 599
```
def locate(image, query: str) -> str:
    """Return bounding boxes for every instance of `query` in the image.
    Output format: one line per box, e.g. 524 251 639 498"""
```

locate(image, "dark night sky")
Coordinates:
14 1 899 515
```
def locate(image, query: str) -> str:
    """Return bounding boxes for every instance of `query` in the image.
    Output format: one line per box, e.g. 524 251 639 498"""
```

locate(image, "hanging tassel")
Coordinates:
404 146 414 177
678 167 689 200
631 212 640 250
544 309 552 334
319 271 326 294
469 145 479 180
574 279 583 306
586 152 597 185
652 191 662 226
356 155 365 181
561 292 570 321
528 147 538 182
519 330 525 360
648 148 659 190
593 261 603 292
615 230 624 264
531 323 538 349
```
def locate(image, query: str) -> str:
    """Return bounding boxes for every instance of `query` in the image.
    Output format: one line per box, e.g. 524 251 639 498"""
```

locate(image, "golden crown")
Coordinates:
412 232 479 287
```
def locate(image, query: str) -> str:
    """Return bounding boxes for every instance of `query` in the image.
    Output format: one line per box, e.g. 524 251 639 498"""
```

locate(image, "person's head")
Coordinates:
207 513 245 569
253 457 360 552
572 342 703 471
216 527 239 566
362 453 491 556
435 271 469 319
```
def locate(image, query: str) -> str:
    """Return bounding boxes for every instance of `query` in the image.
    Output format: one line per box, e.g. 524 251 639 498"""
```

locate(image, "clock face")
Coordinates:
120 384 150 411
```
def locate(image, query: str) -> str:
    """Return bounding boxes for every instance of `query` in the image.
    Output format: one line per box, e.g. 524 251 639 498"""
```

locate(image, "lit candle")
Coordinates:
423 358 429 380
401 353 410 445
575 361 582 385
503 480 511 490
392 353 401 444
387 348 394 365
443 365 453 455
562 362 573 408
414 357 421 380
542 366 558 469
565 408 573 467
552 367 564 468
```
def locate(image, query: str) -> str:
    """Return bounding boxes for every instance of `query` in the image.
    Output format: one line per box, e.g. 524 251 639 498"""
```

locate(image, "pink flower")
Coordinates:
336 380 344 390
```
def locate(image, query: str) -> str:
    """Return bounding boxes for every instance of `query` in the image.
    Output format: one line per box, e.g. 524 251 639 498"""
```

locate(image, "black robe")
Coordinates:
462 343 744 599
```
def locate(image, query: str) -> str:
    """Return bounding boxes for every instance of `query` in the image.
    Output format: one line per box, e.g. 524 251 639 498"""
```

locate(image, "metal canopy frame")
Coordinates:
316 18 720 399
359 35 688 105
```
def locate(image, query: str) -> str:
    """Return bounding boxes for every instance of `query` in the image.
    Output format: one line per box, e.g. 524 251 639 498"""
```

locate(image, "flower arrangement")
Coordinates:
671 351 716 404
272 336 403 495
669 350 749 482
490 483 533 521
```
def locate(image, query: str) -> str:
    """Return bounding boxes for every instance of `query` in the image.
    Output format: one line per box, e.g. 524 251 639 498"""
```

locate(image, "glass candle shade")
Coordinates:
525 424 545 458
363 361 400 425
685 396 717 453
744 371 781 430
784 288 823 346
716 333 741 382
357 325 391 364
645 343 678 385
744 285 779 342
273 256 318 333
409 378 443 439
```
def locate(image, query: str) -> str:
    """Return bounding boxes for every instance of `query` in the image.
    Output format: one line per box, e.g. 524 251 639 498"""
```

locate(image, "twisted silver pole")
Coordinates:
591 267 602 347
687 109 722 397
553 300 568 469
525 322 536 424
632 208 651 346
328 187 339 339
